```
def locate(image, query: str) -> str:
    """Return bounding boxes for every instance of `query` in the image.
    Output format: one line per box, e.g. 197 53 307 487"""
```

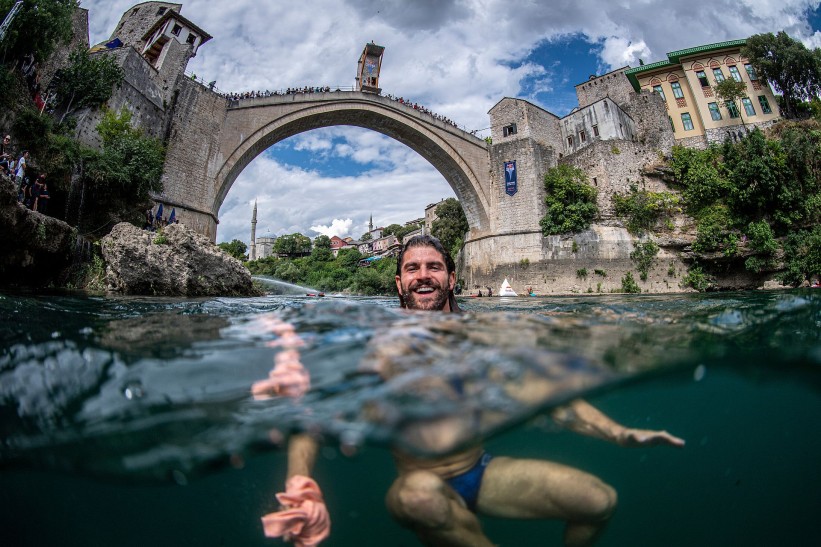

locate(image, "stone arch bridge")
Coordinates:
159 83 497 241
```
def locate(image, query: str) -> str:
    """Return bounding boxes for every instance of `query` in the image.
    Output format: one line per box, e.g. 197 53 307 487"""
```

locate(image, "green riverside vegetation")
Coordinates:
670 122 821 285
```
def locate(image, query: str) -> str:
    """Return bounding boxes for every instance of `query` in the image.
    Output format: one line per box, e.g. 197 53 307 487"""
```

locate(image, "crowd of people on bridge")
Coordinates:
2 134 51 215
221 86 336 102
219 84 472 133
382 93 460 129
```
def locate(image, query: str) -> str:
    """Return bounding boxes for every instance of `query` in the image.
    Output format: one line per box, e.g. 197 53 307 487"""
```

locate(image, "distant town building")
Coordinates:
372 233 399 254
625 39 780 147
329 235 350 257
256 236 276 259
402 228 422 243
425 199 446 234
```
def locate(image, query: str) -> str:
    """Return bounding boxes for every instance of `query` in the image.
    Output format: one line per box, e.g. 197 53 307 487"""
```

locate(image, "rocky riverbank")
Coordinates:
0 178 76 288
101 222 258 296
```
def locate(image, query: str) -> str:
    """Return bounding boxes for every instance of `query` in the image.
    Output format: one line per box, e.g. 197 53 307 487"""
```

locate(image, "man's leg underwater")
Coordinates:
386 470 495 547
475 457 617 547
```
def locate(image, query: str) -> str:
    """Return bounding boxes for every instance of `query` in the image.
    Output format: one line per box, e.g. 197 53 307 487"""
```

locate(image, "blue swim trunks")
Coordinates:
444 452 493 512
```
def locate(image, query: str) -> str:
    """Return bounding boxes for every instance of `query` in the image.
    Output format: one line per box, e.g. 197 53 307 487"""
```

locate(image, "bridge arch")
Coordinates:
213 92 491 235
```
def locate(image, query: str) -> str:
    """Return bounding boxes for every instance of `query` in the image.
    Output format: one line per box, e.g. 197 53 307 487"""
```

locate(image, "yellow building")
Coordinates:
625 39 780 147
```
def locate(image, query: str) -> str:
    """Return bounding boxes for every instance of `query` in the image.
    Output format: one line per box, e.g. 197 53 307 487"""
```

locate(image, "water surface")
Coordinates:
1 290 819 545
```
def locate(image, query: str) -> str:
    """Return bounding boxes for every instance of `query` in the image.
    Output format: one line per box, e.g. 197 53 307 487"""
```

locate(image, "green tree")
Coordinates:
742 32 821 119
381 223 403 237
630 241 659 281
218 239 248 261
80 108 165 233
311 235 332 261
383 222 421 241
54 48 124 122
613 185 681 235
0 0 78 62
432 197 469 257
360 232 372 241
713 78 750 129
273 233 311 257
540 164 598 235
781 226 821 286
669 145 730 215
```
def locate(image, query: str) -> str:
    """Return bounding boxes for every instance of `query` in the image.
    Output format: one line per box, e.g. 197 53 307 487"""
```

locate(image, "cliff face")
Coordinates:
100 222 256 296
0 179 76 287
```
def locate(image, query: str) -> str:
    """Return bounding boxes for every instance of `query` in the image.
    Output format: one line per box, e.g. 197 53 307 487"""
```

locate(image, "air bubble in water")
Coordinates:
123 382 145 400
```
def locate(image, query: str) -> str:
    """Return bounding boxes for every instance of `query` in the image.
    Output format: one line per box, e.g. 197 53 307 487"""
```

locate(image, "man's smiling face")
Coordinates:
395 245 455 311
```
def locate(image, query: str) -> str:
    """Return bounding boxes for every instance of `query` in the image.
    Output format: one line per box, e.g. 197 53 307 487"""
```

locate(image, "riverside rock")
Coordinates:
101 222 255 296
0 178 75 287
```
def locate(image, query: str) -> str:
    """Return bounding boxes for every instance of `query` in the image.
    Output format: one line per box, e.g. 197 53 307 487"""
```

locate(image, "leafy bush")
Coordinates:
620 271 641 293
780 226 821 286
576 268 588 279
540 164 598 235
681 265 713 291
613 185 681 235
630 241 659 281
691 205 740 255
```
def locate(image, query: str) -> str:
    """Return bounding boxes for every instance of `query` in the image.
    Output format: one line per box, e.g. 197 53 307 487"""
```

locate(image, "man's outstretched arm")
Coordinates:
552 399 685 448
286 433 319 479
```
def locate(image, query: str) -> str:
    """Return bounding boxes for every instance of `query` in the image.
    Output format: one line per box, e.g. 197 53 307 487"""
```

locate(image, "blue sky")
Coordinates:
82 0 821 244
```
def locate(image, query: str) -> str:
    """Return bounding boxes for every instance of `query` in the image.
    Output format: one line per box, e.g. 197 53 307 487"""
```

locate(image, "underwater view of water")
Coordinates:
1 288 820 546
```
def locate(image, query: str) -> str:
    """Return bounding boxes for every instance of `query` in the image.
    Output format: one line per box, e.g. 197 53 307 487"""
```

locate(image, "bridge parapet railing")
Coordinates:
214 84 483 139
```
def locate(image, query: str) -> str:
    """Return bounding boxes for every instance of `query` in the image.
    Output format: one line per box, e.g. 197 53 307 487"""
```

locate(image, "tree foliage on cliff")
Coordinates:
540 164 598 235
218 239 248 261
54 48 124 122
613 185 681 235
80 108 165 233
670 123 821 284
0 0 78 62
741 32 821 119
432 198 468 258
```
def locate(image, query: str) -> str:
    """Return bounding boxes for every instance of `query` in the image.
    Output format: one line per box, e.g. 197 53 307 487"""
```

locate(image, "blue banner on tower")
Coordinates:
504 161 517 196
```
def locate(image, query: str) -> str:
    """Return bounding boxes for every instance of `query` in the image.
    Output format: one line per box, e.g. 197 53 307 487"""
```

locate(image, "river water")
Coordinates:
1 289 819 546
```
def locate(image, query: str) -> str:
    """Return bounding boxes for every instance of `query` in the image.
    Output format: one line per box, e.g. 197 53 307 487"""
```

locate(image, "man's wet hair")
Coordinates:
395 235 461 312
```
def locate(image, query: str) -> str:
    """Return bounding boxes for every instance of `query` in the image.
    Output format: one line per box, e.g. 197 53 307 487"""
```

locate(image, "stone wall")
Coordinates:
38 8 90 91
620 90 676 153
157 77 228 239
560 138 674 218
489 137 555 234
489 98 562 147
459 224 692 295
558 97 636 156
575 68 633 109
73 47 167 148
109 2 182 50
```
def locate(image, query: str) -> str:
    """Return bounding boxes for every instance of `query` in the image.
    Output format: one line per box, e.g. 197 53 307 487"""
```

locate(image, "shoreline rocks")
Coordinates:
101 222 257 296
0 178 76 288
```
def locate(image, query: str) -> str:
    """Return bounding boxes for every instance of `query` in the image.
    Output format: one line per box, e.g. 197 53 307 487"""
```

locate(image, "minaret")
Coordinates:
368 214 373 233
250 200 258 261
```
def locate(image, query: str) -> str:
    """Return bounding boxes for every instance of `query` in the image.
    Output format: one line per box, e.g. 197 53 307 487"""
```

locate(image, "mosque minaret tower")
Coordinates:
250 199 257 261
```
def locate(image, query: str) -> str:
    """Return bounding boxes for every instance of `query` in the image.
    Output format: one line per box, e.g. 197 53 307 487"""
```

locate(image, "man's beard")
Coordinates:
401 280 449 310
